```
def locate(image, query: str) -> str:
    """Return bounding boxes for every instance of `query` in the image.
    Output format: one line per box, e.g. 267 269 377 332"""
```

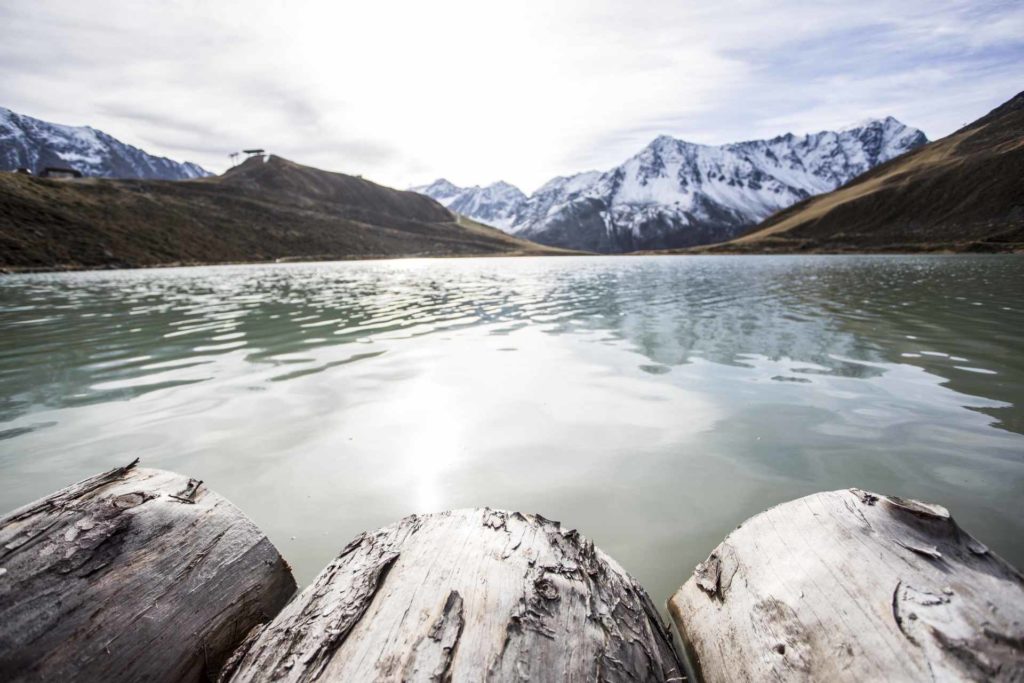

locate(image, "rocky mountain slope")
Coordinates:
0 155 568 270
415 118 927 252
695 91 1024 253
0 107 209 180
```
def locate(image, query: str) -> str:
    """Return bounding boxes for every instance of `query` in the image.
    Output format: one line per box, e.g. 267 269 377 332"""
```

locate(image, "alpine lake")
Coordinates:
1 254 1022 607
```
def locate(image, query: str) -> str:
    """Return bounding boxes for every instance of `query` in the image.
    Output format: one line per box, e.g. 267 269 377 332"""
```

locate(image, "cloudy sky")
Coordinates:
2 0 1021 191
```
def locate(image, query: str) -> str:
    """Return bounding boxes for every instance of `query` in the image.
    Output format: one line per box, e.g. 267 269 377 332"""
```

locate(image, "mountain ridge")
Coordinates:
685 91 1024 253
411 178 526 231
0 106 209 180
413 118 927 252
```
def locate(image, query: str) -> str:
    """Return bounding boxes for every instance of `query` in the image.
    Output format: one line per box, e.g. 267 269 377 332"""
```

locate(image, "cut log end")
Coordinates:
669 488 1024 682
0 461 296 683
224 508 686 682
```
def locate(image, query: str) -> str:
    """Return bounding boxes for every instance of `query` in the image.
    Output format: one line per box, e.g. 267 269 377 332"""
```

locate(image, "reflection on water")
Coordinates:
1 255 1022 606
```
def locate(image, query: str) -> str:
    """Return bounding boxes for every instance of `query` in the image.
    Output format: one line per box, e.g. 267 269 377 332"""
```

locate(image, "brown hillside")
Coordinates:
0 155 569 270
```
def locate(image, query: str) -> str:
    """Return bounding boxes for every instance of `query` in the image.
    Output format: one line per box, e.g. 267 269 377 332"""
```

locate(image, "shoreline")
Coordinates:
2 247 1019 275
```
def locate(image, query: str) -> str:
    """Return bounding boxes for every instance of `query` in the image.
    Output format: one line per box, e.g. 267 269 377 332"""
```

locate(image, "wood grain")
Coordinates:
224 508 685 682
669 488 1024 682
0 461 296 682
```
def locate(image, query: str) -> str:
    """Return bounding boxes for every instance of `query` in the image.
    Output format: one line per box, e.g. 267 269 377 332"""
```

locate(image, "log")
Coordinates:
223 508 685 682
0 460 297 682
669 488 1024 682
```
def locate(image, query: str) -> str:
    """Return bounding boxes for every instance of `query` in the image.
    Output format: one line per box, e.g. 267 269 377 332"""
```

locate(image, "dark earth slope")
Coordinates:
0 155 568 270
689 91 1024 253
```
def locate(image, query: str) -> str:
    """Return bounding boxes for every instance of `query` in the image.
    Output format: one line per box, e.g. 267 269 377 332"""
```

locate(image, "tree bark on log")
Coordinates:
669 488 1024 682
0 461 297 682
223 508 685 682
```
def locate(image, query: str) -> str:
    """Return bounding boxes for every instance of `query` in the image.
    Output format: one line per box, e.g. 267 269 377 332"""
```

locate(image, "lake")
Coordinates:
1 255 1022 608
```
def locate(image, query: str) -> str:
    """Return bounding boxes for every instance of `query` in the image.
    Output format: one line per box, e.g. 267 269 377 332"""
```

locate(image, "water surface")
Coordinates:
1 255 1022 607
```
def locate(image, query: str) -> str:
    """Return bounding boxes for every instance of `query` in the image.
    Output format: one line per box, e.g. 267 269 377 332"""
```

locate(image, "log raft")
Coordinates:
669 488 1024 682
0 461 297 682
222 508 686 682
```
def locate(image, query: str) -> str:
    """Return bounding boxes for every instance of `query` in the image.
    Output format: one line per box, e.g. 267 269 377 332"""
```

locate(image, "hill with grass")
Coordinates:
0 155 570 270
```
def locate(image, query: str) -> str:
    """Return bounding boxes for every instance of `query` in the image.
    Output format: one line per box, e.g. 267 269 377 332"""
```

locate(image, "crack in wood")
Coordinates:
224 509 684 682
170 478 204 504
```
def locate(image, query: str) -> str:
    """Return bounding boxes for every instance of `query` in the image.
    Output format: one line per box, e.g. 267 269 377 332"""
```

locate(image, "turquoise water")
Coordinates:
1 255 1022 607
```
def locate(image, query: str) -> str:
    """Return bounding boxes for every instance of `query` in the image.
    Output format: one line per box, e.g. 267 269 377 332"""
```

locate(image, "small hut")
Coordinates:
39 167 83 179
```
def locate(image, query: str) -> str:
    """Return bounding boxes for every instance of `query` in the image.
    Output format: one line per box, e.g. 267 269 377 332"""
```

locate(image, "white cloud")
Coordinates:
1 0 1020 191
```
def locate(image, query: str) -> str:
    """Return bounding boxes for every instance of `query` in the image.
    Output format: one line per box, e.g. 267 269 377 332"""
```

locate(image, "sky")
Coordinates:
2 0 1022 192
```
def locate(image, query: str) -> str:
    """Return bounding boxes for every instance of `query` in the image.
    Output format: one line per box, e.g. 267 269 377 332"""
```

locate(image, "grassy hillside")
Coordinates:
0 155 571 270
679 91 1024 254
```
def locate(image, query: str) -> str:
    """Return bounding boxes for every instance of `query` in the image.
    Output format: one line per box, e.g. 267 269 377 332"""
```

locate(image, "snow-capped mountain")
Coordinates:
410 178 527 231
0 107 209 180
414 117 927 252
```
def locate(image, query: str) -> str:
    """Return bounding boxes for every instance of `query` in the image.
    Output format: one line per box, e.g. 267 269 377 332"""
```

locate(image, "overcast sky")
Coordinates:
2 1 1021 192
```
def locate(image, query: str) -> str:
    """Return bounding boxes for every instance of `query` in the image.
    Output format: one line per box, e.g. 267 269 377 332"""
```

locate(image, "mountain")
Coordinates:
413 118 927 253
0 155 569 270
696 91 1024 253
0 107 209 180
410 179 527 231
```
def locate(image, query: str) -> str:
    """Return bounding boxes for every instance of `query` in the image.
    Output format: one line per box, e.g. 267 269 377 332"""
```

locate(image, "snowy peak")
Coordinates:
413 178 462 202
410 179 527 230
414 116 926 253
838 115 899 132
0 106 210 180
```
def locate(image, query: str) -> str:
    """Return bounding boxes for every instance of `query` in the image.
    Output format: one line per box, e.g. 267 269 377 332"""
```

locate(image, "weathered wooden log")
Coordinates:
223 508 685 682
669 488 1024 682
0 460 297 682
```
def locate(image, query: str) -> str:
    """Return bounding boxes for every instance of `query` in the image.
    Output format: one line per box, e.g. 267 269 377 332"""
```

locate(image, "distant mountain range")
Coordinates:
0 155 567 270
695 91 1024 254
413 118 928 252
4 94 1017 267
413 179 528 232
0 107 209 180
